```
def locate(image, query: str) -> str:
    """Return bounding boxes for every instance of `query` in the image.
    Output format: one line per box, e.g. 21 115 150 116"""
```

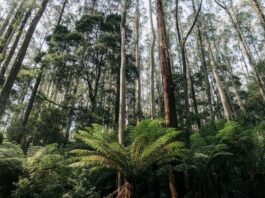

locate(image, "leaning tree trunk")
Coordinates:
227 9 265 100
0 1 25 56
0 0 50 118
0 2 18 37
0 8 33 85
56 0 68 26
206 36 233 120
215 1 265 101
251 0 265 31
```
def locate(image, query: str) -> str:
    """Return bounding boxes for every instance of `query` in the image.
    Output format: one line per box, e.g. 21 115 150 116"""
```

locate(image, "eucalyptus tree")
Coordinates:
192 10 215 121
118 0 129 146
0 0 26 61
134 0 141 122
205 27 234 120
251 0 265 30
215 0 265 101
175 0 203 130
149 0 156 119
0 3 34 85
156 0 177 129
0 1 18 37
0 0 50 118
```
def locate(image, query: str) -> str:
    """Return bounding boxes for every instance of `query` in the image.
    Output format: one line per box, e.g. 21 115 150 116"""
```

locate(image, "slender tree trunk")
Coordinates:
115 70 120 124
156 0 177 128
175 0 190 131
0 1 25 55
118 0 128 146
56 0 68 26
0 0 50 118
0 8 32 85
135 0 141 122
22 65 44 127
226 59 246 113
215 2 265 100
149 0 156 119
64 81 78 146
20 65 44 152
251 0 265 31
0 2 17 37
206 36 233 120
192 0 214 121
187 58 201 128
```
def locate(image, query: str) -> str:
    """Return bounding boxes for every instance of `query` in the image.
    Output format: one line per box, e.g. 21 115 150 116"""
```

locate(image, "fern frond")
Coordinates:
69 155 126 175
140 129 180 160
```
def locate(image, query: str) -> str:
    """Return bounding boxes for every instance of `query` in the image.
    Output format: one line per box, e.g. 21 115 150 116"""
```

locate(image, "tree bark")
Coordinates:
0 8 32 85
135 0 142 122
0 0 25 56
215 1 265 100
0 2 18 37
156 0 177 128
251 0 265 31
192 0 214 121
118 0 127 146
206 36 233 120
149 0 156 119
0 0 49 118
56 0 68 27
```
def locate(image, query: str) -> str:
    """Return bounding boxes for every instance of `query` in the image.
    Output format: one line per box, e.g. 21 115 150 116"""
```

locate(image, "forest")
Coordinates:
0 0 265 197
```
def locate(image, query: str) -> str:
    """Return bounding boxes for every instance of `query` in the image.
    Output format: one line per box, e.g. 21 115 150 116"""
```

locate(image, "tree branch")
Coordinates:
183 0 203 46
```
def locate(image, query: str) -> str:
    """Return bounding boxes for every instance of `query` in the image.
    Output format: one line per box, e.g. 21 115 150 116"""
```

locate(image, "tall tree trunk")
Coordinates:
115 70 120 124
0 2 18 37
149 0 156 119
56 0 68 26
251 0 265 31
0 0 50 118
156 1 178 197
118 0 128 146
20 64 44 152
22 65 44 127
206 36 233 120
0 0 25 56
192 0 214 121
187 58 201 128
156 0 177 128
215 1 265 100
175 0 189 132
0 4 16 37
64 81 79 146
135 0 141 122
225 58 246 113
0 8 32 85
176 0 202 131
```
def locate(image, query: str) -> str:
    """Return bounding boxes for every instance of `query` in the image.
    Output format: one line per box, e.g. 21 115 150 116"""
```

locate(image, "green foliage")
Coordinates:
0 142 24 197
70 120 184 195
13 144 99 198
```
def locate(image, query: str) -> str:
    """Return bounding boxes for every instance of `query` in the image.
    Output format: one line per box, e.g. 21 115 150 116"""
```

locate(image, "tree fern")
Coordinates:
70 120 184 196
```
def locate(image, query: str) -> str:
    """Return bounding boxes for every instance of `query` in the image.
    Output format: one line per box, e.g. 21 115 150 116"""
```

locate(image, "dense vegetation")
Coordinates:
0 0 265 197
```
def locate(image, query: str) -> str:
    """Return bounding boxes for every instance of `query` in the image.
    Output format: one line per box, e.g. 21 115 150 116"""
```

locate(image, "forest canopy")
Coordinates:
0 0 265 197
